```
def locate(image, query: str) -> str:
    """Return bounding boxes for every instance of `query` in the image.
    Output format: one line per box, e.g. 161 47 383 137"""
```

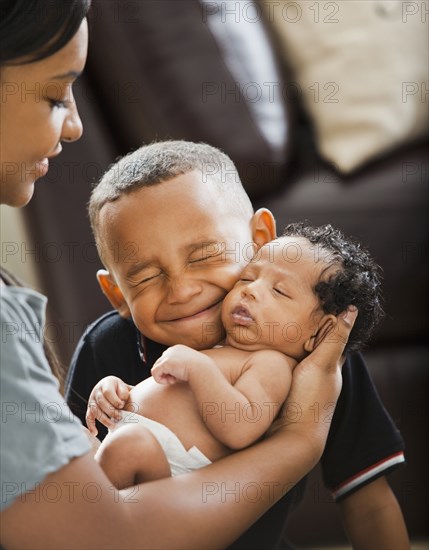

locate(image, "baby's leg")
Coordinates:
95 423 171 489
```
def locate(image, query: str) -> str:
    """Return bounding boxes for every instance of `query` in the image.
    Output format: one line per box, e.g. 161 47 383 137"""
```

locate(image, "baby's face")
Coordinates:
222 237 331 359
98 171 255 349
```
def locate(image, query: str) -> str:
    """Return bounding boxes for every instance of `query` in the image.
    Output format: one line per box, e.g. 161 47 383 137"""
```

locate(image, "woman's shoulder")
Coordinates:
1 284 47 321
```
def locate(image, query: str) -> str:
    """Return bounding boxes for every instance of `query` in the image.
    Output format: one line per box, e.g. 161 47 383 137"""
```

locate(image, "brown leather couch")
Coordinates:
27 0 428 544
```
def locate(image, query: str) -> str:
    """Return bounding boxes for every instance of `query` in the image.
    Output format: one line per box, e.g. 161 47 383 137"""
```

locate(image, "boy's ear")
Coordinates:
96 269 131 318
304 314 337 353
251 208 276 249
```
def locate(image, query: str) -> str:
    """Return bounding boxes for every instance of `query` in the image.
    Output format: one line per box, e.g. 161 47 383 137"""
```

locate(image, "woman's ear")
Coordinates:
96 269 131 318
251 208 276 249
304 314 337 353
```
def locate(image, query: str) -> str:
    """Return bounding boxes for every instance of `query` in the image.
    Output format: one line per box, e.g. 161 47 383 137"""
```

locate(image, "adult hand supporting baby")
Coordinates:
267 306 358 450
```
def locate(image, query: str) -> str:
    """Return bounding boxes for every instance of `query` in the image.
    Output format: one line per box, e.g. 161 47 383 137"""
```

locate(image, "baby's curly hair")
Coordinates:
282 223 384 353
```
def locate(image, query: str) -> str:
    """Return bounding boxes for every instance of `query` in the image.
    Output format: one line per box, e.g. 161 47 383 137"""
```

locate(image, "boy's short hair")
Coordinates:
89 140 253 256
282 223 385 353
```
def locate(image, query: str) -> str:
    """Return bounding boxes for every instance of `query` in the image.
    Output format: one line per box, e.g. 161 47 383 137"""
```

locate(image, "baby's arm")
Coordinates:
151 345 295 449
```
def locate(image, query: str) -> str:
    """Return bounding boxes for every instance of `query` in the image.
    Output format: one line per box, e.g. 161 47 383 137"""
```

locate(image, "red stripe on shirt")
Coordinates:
333 451 405 493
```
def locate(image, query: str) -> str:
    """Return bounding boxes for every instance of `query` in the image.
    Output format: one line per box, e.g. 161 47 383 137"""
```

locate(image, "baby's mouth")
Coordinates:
231 304 255 325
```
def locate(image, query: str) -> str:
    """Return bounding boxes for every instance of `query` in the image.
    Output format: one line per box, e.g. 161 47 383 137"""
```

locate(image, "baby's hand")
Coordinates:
85 376 132 435
151 344 204 385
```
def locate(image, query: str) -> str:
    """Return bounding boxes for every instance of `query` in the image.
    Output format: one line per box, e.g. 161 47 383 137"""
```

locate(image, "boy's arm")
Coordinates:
340 476 410 548
320 350 407 545
151 345 295 449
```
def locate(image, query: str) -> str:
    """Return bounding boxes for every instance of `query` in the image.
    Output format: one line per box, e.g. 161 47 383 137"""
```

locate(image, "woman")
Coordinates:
0 2 355 548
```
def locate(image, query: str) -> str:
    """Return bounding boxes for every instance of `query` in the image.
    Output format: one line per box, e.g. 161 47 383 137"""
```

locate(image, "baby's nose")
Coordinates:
241 280 260 300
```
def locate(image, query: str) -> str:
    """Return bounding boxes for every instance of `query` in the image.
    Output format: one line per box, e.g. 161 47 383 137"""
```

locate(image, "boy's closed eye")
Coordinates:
127 269 163 288
188 242 226 264
189 252 224 264
140 272 162 284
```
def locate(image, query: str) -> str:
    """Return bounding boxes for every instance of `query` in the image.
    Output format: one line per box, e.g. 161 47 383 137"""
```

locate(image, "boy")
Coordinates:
66 141 408 549
88 224 384 489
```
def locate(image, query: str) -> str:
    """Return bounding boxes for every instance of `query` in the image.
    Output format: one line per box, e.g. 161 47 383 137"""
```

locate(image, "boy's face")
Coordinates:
221 237 334 360
98 171 273 349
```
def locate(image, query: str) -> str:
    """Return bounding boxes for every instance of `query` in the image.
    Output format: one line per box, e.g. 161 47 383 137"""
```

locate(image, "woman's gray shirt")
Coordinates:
1 285 90 511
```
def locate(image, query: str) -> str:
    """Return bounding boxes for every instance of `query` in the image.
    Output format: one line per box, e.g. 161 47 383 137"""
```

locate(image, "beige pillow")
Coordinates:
261 0 428 172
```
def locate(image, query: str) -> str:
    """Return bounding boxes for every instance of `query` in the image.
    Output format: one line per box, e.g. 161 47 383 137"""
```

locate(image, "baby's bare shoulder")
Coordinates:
202 346 252 381
247 349 296 371
202 346 295 381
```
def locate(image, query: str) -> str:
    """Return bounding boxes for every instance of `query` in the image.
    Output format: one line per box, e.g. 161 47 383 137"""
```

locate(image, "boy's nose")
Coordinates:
166 276 203 304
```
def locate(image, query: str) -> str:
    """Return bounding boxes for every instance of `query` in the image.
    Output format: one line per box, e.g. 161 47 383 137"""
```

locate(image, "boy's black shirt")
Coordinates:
66 311 405 550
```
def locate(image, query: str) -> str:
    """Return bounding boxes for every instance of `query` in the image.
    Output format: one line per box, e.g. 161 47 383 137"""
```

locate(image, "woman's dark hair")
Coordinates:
282 223 385 353
0 0 91 65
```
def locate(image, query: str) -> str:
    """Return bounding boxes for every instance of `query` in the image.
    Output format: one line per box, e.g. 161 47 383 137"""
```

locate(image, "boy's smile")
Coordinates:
98 171 274 349
161 297 224 323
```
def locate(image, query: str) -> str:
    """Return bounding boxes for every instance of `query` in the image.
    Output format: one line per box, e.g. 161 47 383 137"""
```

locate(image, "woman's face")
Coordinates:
0 20 88 207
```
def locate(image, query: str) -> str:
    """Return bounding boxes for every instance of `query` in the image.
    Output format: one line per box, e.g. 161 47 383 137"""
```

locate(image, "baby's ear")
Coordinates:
96 269 131 318
251 208 276 249
304 314 337 353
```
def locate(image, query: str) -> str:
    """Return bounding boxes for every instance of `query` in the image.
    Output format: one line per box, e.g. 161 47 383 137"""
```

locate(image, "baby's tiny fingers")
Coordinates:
85 404 98 435
95 391 123 421
160 373 177 385
152 366 171 384
88 409 116 430
117 383 131 402
103 387 126 409
151 371 164 384
151 363 162 377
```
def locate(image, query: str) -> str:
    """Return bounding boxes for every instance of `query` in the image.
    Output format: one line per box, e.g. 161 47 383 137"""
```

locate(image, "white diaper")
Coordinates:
113 411 212 476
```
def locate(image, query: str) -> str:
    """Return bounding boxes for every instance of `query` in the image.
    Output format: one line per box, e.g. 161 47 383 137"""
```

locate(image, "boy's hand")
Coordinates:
151 344 208 385
85 376 132 435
